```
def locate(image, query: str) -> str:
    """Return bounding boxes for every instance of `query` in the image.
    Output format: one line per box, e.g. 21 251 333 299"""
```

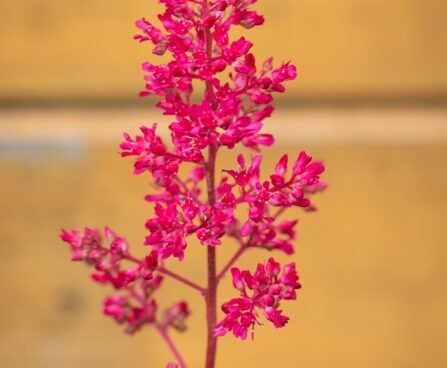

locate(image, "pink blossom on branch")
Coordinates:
214 258 301 340
162 301 191 331
60 0 325 366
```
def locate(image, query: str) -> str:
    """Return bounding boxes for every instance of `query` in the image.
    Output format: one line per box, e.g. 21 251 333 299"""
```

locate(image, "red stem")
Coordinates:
273 206 287 219
124 254 144 264
202 1 219 367
159 267 206 294
125 255 205 294
217 232 255 282
157 324 188 367
205 143 218 368
216 245 246 282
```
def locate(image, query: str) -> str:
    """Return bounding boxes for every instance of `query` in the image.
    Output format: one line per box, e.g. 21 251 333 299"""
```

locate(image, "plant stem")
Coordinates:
124 255 205 294
157 324 188 367
203 1 218 366
159 267 206 294
216 245 246 282
273 206 287 219
205 143 218 368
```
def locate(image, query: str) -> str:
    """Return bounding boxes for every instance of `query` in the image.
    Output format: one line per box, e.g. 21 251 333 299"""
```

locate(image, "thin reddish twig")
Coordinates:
159 267 206 294
216 245 247 282
157 324 188 367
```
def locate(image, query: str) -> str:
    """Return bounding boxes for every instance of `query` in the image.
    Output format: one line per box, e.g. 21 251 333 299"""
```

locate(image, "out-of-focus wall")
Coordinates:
1 109 447 368
0 0 446 103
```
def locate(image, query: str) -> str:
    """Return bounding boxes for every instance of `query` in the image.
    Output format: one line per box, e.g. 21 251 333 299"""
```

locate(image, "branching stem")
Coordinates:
204 143 218 368
125 255 205 294
159 267 206 295
203 2 218 366
157 324 188 367
216 245 247 282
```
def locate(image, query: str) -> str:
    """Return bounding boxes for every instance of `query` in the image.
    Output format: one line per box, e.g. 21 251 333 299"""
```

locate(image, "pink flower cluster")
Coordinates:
128 0 300 163
60 0 326 366
220 152 325 255
215 258 300 340
60 227 188 335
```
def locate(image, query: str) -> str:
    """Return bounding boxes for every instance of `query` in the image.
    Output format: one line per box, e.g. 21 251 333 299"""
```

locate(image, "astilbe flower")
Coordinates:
60 1 325 367
214 258 300 340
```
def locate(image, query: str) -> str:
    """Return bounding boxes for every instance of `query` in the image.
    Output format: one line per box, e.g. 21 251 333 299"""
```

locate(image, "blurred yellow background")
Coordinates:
1 0 446 102
1 0 447 368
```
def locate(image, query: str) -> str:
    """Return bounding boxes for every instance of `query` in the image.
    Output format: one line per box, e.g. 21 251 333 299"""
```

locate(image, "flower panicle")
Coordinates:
60 0 326 365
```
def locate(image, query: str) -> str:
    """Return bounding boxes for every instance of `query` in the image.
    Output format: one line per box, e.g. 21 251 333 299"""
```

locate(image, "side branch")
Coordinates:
125 255 205 294
217 205 290 282
217 233 255 282
157 324 188 367
159 267 206 295
216 245 247 282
